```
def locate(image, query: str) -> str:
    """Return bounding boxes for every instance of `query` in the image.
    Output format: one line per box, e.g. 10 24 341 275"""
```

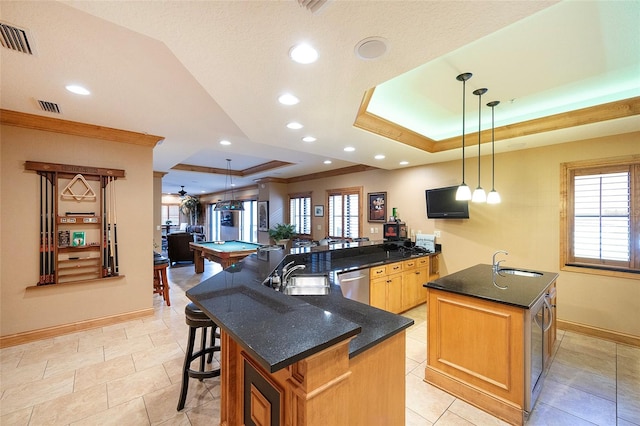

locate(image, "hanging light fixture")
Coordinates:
214 159 245 211
486 100 501 204
178 186 187 197
472 87 488 203
455 72 473 201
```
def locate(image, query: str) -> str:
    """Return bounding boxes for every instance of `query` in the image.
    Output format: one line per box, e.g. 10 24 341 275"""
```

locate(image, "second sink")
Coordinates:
283 274 330 296
498 268 542 278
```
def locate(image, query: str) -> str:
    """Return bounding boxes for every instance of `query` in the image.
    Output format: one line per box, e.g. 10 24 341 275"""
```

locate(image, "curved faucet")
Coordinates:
492 250 508 272
282 264 306 290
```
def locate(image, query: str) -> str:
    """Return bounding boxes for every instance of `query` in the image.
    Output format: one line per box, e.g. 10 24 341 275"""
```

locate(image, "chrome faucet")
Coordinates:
492 250 508 272
281 264 306 290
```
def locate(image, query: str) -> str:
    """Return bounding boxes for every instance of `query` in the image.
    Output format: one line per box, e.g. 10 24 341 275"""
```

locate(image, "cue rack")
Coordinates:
25 161 126 286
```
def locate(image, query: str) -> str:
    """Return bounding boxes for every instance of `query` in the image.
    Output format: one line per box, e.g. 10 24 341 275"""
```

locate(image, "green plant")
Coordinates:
180 195 201 225
268 223 296 242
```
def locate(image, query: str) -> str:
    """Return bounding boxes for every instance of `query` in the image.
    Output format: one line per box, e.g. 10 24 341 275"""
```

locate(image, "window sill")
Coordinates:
562 264 639 280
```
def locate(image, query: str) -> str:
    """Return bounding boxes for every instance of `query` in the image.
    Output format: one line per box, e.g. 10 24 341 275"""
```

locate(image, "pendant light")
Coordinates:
472 88 487 203
455 72 473 201
486 100 501 204
214 159 244 211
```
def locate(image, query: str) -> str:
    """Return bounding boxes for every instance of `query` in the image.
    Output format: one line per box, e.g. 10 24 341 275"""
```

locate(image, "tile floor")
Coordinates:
1 260 639 425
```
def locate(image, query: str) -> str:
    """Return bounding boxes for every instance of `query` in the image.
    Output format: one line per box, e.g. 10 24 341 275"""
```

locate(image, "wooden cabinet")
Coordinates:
370 263 403 313
371 254 439 314
56 215 103 283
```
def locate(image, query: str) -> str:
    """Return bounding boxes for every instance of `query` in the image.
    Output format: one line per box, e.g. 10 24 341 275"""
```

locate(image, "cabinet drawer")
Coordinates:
387 262 403 275
416 257 429 268
370 265 387 278
403 259 417 270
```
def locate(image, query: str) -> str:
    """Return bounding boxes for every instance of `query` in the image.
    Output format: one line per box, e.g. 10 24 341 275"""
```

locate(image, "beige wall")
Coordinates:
1 125 154 337
288 132 640 337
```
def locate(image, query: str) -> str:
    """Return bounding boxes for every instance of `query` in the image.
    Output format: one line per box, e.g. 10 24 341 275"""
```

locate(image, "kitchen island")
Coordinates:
186 241 429 425
424 264 558 425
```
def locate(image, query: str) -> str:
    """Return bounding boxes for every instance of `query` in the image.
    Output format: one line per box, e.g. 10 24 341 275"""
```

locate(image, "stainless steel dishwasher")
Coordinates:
338 268 370 304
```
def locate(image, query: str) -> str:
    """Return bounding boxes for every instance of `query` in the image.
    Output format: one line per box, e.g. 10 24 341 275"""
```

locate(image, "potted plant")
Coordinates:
180 195 201 225
268 223 296 246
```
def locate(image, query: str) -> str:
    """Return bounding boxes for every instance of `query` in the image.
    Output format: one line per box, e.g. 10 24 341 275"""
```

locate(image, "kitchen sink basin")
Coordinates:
283 274 330 296
498 268 542 278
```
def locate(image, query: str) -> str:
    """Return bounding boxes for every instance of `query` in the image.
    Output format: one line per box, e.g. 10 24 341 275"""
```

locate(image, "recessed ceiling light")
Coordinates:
354 37 389 60
289 43 318 64
278 93 299 105
399 161 409 166
220 140 231 145
287 122 303 130
65 84 90 95
302 136 316 142
374 154 385 160
344 146 355 152
324 160 332 164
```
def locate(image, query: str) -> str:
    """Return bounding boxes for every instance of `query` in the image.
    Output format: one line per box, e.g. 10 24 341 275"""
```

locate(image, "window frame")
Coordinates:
326 186 362 239
289 192 312 236
560 155 639 279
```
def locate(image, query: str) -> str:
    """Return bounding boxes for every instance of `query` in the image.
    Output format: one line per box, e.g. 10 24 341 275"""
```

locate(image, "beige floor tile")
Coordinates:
405 373 454 423
406 407 433 426
526 401 595 425
546 360 616 401
70 396 150 425
103 334 154 361
448 399 509 426
0 371 75 415
29 383 108 425
148 327 185 348
106 364 171 407
560 331 617 358
155 411 192 426
144 380 214 423
132 341 185 372
73 354 136 392
407 321 427 343
406 357 421 375
433 410 474 425
0 347 25 369
124 318 169 339
0 406 33 425
1 360 46 392
552 345 616 379
17 339 79 367
43 347 105 378
406 335 427 364
77 327 127 352
184 398 221 426
539 378 616 425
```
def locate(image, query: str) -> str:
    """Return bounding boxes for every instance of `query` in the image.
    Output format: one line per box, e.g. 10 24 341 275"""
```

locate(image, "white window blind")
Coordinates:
328 191 359 239
289 196 311 235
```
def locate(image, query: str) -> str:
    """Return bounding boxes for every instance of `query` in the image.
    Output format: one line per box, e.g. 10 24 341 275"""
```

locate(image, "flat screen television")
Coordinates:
425 186 470 219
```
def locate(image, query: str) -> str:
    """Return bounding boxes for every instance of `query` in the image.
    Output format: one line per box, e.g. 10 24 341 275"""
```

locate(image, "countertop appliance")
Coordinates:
525 286 555 416
338 268 370 304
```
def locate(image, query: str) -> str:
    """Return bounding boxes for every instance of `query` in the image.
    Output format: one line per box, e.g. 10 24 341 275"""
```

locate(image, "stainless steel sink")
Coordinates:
498 268 543 278
283 274 330 295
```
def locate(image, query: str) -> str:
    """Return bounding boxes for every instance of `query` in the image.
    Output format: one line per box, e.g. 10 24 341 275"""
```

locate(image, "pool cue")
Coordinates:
102 177 108 277
112 177 119 275
44 172 50 283
39 174 45 285
106 176 112 276
49 173 55 283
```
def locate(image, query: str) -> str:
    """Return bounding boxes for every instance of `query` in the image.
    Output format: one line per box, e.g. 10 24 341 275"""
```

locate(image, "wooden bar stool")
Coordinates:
177 303 220 411
153 255 170 306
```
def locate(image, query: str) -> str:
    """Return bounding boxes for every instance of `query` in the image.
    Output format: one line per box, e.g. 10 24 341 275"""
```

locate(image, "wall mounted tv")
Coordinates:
425 186 470 219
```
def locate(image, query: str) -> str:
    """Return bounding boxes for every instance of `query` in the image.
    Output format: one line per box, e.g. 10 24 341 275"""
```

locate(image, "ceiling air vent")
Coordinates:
0 21 33 55
38 100 61 114
296 0 329 14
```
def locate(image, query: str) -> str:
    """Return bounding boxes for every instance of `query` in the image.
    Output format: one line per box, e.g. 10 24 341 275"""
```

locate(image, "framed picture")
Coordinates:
258 201 269 231
221 212 234 227
368 192 387 222
314 205 324 217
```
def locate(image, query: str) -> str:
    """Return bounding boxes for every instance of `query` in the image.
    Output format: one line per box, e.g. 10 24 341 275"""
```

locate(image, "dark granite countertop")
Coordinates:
425 264 558 309
187 242 430 373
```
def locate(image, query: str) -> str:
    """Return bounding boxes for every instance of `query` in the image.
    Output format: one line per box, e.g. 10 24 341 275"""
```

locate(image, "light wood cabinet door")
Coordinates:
387 273 403 313
370 277 387 310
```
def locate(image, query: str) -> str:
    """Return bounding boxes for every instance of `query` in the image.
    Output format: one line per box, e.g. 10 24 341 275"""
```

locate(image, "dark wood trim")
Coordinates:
287 165 379 183
25 161 126 177
171 160 293 177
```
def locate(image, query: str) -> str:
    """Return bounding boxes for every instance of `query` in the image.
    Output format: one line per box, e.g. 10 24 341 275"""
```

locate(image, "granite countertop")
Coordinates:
187 242 429 373
425 264 558 309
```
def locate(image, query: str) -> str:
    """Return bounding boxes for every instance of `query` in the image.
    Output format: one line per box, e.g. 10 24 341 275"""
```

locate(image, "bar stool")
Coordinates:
153 255 170 306
177 303 221 411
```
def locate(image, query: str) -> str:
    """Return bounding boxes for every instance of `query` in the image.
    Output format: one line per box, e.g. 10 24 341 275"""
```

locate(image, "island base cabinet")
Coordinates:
220 330 406 426
425 289 526 426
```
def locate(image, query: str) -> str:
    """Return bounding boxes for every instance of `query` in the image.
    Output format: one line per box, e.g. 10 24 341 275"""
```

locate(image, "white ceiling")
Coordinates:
1 1 638 196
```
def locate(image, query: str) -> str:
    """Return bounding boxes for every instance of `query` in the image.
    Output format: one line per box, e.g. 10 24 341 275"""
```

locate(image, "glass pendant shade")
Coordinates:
455 72 473 200
487 100 501 204
487 190 501 204
214 159 244 211
472 87 487 203
456 183 472 201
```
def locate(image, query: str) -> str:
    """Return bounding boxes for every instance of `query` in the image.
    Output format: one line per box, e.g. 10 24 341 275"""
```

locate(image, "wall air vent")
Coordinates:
296 0 329 14
0 21 33 55
38 100 61 114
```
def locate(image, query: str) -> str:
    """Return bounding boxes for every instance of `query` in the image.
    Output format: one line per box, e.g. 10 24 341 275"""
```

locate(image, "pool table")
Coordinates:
189 240 264 272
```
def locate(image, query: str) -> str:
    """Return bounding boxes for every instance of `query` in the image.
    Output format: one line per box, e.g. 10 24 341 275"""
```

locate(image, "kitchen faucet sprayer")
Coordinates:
492 250 508 272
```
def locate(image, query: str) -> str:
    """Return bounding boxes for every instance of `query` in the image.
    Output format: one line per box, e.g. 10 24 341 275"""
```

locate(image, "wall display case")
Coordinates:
24 161 125 286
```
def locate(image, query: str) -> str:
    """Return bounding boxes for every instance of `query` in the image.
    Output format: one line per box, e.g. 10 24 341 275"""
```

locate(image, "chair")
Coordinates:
186 225 206 242
167 232 194 266
153 254 170 306
177 303 221 411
